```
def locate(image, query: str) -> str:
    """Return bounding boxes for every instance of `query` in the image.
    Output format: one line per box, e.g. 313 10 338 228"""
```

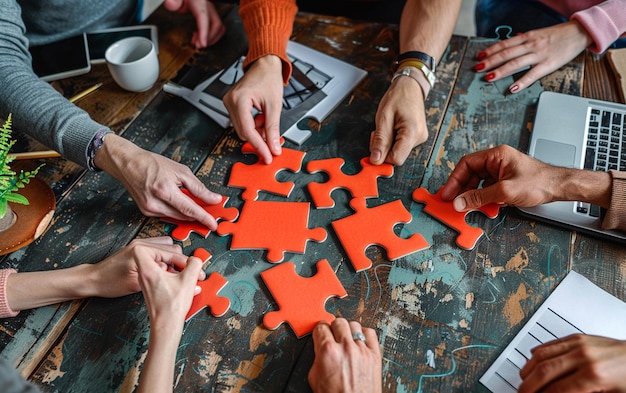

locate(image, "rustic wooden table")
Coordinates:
1 4 624 393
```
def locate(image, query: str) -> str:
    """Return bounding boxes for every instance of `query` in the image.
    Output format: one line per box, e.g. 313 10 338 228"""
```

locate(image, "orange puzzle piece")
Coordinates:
160 189 239 241
331 198 430 272
227 138 306 200
192 247 212 263
306 157 394 208
261 259 347 338
412 187 502 250
185 248 231 321
216 200 326 263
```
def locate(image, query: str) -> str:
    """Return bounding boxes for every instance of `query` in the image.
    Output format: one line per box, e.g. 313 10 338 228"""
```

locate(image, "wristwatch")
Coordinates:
396 51 436 73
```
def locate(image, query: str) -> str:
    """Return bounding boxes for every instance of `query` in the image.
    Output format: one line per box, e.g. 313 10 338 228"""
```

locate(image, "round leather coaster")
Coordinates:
0 178 56 256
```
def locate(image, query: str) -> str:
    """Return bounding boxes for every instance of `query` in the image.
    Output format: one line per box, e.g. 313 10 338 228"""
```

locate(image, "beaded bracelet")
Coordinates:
87 129 112 171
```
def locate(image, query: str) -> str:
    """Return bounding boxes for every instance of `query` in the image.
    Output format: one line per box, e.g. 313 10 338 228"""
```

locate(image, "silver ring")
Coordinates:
352 331 366 343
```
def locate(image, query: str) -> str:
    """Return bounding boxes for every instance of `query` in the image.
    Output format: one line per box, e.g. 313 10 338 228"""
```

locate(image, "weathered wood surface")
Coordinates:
1 5 625 393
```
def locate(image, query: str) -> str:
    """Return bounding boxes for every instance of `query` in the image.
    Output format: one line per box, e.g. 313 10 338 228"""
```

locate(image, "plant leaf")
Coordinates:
5 192 29 205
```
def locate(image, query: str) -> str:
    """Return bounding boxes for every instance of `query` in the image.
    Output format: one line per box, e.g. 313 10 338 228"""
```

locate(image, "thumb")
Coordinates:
453 188 497 211
181 256 204 285
163 0 184 11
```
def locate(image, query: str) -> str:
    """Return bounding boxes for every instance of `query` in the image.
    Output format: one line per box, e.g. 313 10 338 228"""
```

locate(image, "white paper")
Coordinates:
480 270 626 392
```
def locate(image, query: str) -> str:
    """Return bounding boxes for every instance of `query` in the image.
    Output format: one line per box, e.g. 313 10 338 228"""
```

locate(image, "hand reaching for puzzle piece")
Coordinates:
184 248 230 321
160 188 239 241
412 187 502 250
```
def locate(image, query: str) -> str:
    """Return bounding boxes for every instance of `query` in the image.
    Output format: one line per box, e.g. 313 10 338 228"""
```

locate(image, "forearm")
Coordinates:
0 0 105 168
5 264 99 312
137 322 183 393
555 167 612 207
399 0 463 65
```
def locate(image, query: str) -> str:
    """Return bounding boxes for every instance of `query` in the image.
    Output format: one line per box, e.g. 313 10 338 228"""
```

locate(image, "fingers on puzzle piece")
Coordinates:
260 260 347 338
228 138 306 200
185 271 230 321
184 248 230 320
411 187 501 250
160 189 239 241
216 200 326 263
171 247 213 272
331 198 430 272
192 247 212 263
306 157 394 208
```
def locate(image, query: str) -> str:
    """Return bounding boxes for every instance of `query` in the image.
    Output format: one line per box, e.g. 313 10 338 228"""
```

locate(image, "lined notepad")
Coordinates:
480 271 626 392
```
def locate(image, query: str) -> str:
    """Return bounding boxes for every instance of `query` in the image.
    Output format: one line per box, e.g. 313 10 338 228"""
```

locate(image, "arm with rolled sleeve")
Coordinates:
239 0 297 84
0 0 107 169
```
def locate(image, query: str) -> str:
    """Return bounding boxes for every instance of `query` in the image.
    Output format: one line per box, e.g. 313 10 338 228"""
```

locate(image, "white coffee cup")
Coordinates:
105 36 159 92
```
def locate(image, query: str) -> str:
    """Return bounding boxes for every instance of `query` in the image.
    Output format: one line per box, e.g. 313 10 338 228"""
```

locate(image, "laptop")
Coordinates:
518 91 626 241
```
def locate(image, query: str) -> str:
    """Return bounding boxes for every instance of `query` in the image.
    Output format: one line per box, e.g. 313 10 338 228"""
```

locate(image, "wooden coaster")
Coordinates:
0 178 56 256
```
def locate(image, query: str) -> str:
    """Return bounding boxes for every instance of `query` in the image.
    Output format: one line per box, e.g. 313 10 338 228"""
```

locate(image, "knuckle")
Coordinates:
371 131 391 149
535 359 559 380
140 200 160 216
465 191 485 207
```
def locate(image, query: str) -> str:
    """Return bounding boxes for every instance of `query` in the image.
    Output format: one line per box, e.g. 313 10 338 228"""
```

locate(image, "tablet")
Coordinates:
87 25 158 64
29 33 91 82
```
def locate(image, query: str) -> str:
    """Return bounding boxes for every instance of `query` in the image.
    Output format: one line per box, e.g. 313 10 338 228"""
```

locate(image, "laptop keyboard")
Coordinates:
585 108 626 172
579 107 626 217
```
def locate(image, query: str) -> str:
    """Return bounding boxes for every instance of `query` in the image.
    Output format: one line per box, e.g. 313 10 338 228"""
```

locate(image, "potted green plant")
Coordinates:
0 114 43 231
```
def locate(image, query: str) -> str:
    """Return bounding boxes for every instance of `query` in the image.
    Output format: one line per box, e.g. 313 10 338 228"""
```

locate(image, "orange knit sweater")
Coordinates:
239 0 298 84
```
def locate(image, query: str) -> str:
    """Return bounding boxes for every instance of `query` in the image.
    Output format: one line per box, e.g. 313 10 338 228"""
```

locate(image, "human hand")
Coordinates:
474 21 592 94
88 236 205 299
370 74 428 166
308 318 382 393
94 134 223 230
136 250 204 333
135 246 204 393
518 334 626 393
223 55 284 164
163 0 225 48
441 145 562 211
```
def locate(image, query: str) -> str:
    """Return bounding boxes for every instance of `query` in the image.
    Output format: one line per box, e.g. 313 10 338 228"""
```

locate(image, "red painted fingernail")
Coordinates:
477 51 487 60
510 84 520 93
474 63 485 72
485 72 495 81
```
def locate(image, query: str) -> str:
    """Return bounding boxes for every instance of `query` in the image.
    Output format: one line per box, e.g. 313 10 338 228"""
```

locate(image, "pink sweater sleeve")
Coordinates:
0 269 18 318
571 0 626 54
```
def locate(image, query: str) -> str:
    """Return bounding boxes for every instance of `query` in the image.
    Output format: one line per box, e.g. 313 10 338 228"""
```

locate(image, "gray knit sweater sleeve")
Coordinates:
0 0 110 168
0 358 41 393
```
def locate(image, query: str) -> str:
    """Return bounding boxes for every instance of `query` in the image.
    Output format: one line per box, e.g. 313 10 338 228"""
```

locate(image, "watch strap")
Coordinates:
391 66 431 99
396 51 436 72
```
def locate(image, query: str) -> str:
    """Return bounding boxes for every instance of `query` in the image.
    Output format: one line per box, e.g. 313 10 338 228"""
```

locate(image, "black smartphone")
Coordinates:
86 25 158 64
29 33 91 81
